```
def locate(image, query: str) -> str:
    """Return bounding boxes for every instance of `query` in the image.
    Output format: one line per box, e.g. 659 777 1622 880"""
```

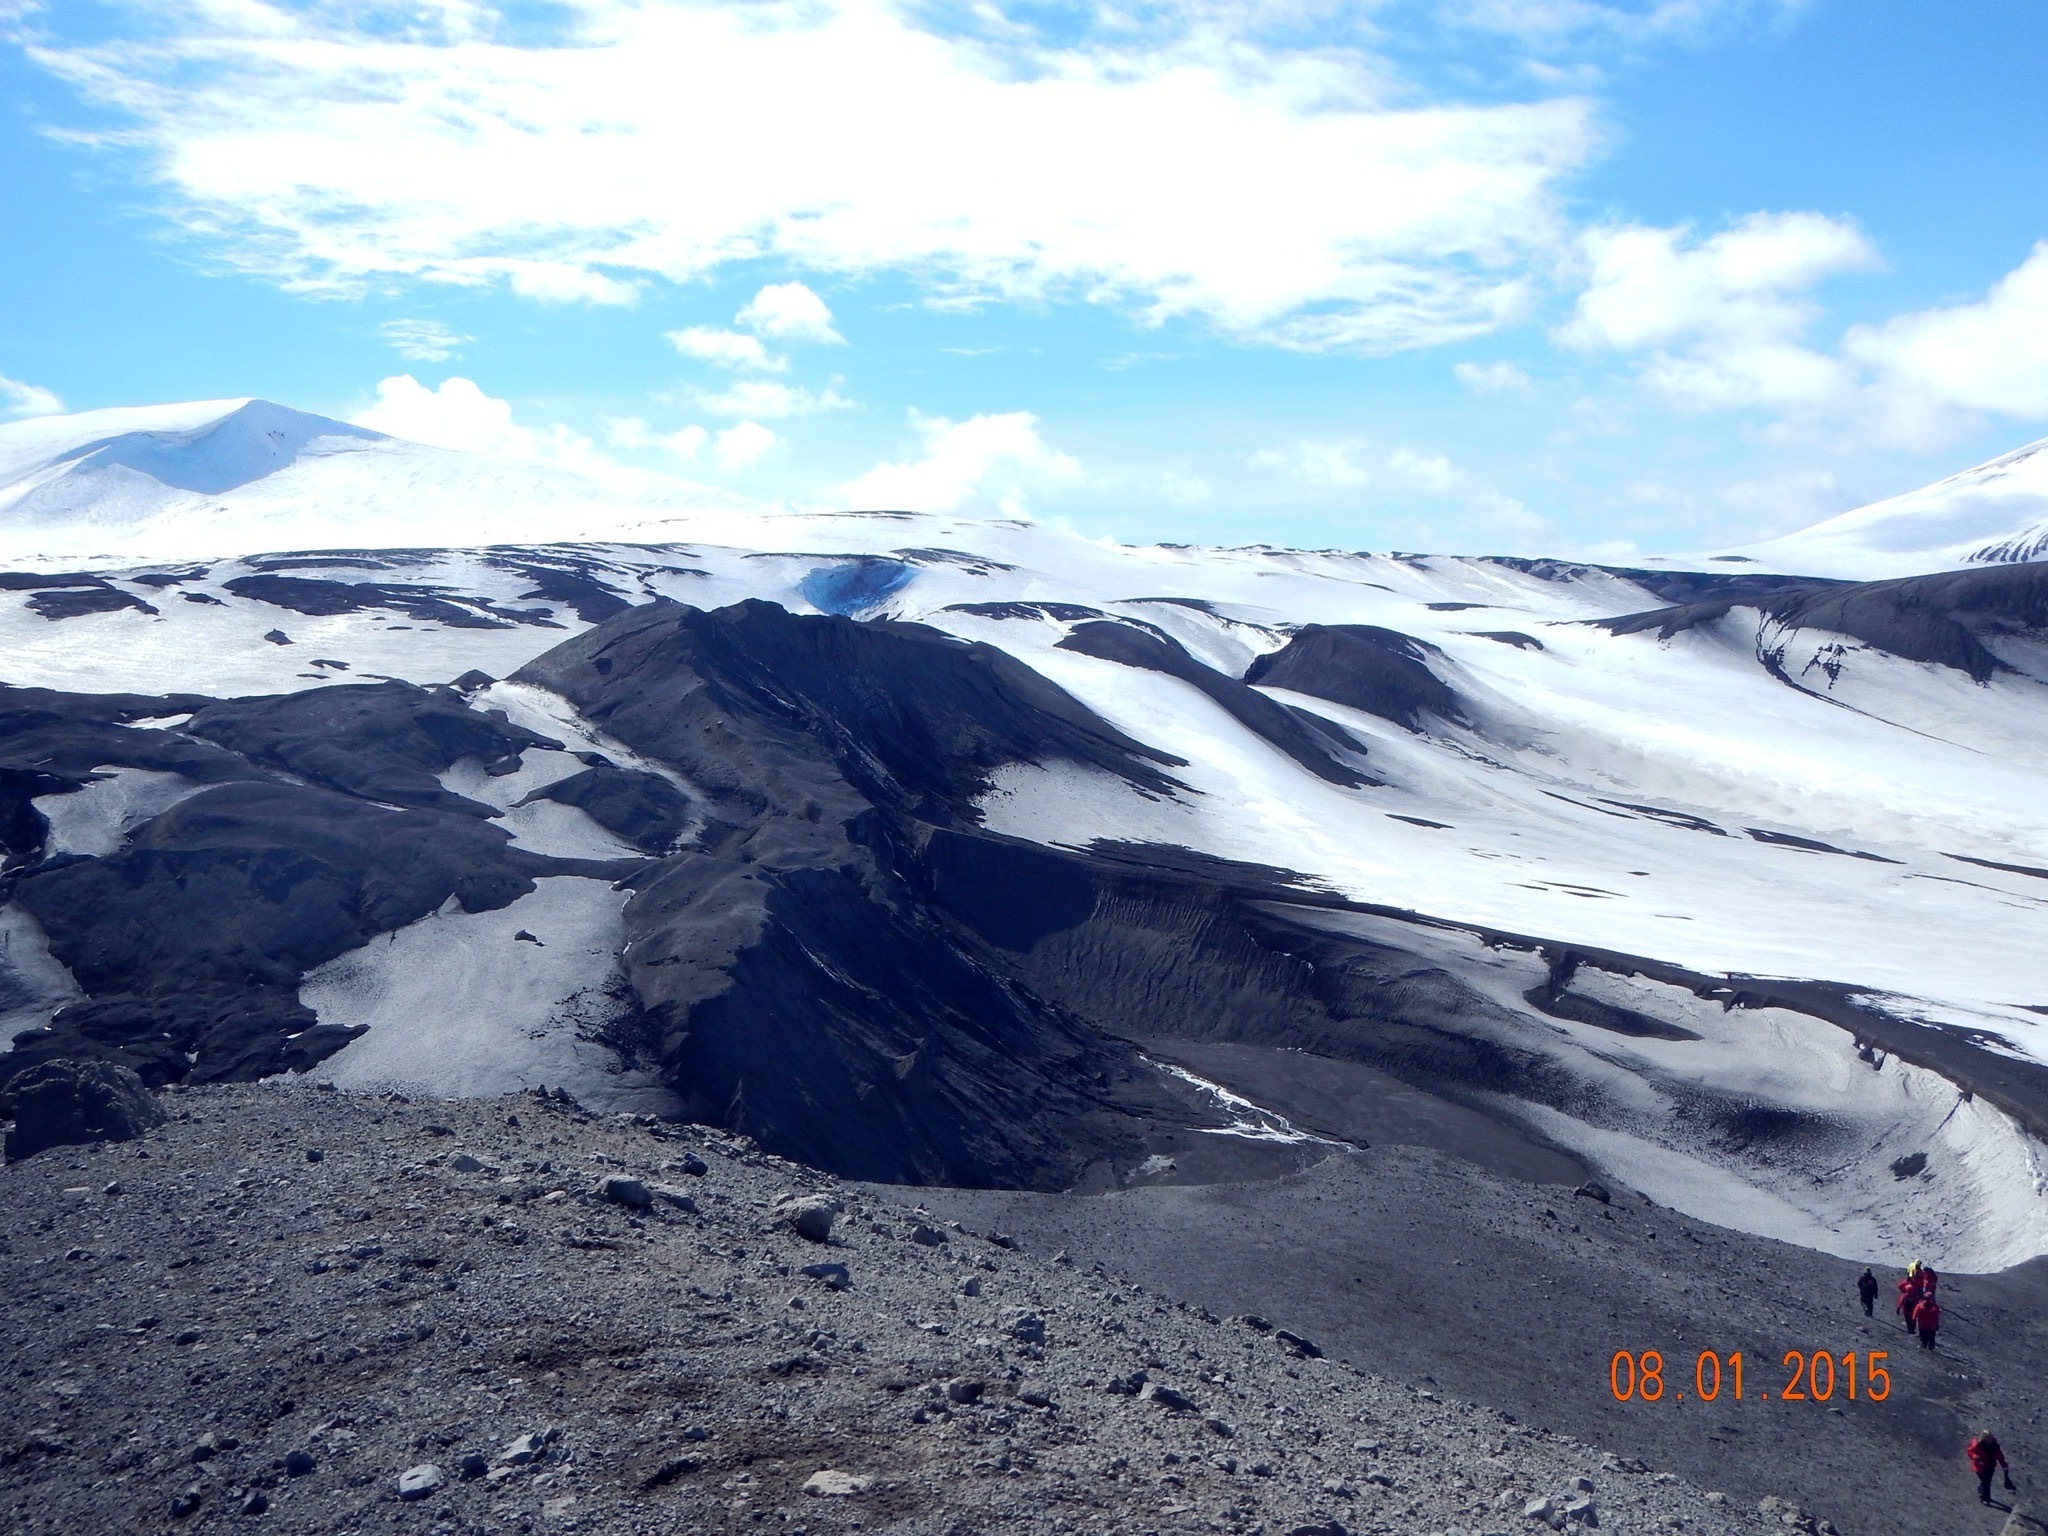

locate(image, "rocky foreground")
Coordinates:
0 1083 1809 1536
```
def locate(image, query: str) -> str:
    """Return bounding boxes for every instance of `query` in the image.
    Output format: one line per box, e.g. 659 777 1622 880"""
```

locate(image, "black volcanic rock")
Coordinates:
185 681 563 816
510 600 1212 1186
1596 562 2048 683
521 765 690 853
0 1056 163 1162
9 780 635 1083
1243 624 1469 732
221 573 556 629
1056 621 1377 786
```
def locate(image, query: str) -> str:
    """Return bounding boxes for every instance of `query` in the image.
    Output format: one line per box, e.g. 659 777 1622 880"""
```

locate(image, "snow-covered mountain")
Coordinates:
0 400 756 566
1703 434 2048 580
4 399 2047 1273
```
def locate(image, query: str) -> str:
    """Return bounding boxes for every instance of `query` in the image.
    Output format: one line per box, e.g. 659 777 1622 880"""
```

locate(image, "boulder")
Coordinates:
597 1175 652 1209
1 1058 164 1163
780 1195 839 1243
395 1464 442 1500
803 1469 873 1497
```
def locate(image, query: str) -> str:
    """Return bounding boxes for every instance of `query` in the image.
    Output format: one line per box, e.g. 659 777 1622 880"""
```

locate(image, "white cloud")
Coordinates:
1388 446 1546 535
0 374 64 418
31 0 1592 352
838 411 1081 516
692 380 851 419
1556 212 1874 412
1845 241 2048 419
605 415 710 459
378 318 471 362
667 327 784 372
1157 471 1213 505
714 421 778 468
351 374 615 474
1249 440 1372 488
737 282 843 345
1453 360 1533 394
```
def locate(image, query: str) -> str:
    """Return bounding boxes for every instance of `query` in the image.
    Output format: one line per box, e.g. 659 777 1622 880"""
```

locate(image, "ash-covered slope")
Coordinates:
0 1083 1817 1536
3 403 2048 1276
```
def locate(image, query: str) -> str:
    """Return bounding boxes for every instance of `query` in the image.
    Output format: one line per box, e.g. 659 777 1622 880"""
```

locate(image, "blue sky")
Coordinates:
3 0 2046 556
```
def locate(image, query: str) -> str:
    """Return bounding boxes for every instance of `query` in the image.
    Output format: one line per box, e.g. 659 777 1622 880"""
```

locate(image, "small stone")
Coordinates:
1005 1310 1047 1345
458 1453 488 1480
1575 1476 1596 1492
1204 1418 1236 1437
103 1180 122 1196
1526 1495 1557 1520
282 1449 315 1477
424 1124 453 1137
173 1329 201 1347
781 1196 839 1243
1563 1495 1598 1525
396 1464 442 1500
1275 1329 1322 1359
803 1469 873 1497
1139 1383 1200 1413
304 1149 323 1162
239 1489 269 1516
170 1488 202 1518
449 1153 483 1173
1017 1382 1056 1408
1573 1180 1612 1203
673 1153 709 1176
945 1377 985 1405
956 1276 982 1297
1286 1523 1347 1536
650 1184 698 1213
906 1222 948 1246
638 1454 701 1490
799 1261 850 1290
598 1175 652 1209
499 1432 548 1465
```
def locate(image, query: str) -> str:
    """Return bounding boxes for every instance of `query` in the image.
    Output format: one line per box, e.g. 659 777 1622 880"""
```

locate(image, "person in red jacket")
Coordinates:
1914 1291 1941 1349
1967 1431 2014 1505
1897 1273 1924 1334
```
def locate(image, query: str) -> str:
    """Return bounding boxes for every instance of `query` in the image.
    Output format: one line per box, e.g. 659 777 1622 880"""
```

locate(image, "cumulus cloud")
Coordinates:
605 415 711 459
1556 212 1874 412
351 375 615 474
714 421 778 468
1561 218 2048 443
0 374 64 418
1453 360 1533 393
1249 440 1372 488
838 411 1082 516
29 0 1592 352
1388 446 1546 535
668 327 784 372
1845 241 2048 419
692 380 851 419
378 318 471 362
737 282 843 345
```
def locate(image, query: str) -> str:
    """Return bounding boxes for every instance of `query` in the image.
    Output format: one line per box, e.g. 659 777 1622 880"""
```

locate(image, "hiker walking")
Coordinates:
1897 1270 1924 1334
1913 1290 1941 1350
1967 1431 2014 1505
1857 1268 1879 1316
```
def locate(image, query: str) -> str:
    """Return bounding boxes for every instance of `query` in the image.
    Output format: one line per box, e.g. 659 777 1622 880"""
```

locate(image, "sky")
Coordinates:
2 0 2046 558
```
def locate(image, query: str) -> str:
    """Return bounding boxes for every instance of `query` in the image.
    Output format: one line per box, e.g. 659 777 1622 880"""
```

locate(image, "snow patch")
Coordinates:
32 768 208 858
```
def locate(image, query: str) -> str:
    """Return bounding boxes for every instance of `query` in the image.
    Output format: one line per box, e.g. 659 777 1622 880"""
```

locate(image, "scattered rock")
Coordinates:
395 1464 442 1500
945 1377 986 1405
1 1059 165 1163
781 1195 839 1243
650 1183 698 1213
1275 1328 1323 1359
800 1261 851 1290
449 1152 483 1173
1006 1310 1047 1345
498 1432 549 1465
1573 1180 1612 1204
1017 1382 1056 1408
906 1222 948 1246
239 1489 269 1516
803 1469 874 1497
672 1153 709 1176
282 1449 315 1476
1527 1494 1557 1520
1139 1382 1201 1413
597 1174 652 1209
170 1487 202 1518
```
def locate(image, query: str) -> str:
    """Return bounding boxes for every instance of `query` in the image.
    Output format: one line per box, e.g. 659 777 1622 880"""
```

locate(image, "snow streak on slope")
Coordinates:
299 879 675 1115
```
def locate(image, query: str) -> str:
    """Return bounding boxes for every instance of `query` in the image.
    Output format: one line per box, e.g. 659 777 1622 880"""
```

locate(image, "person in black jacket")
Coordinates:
1856 1269 1879 1316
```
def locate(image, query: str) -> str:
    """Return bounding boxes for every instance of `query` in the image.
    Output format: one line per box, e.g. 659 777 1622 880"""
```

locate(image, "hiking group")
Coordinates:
1856 1261 2020 1512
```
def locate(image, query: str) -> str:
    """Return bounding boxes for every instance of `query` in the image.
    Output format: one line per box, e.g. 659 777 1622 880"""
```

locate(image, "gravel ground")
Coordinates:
0 1083 1804 1536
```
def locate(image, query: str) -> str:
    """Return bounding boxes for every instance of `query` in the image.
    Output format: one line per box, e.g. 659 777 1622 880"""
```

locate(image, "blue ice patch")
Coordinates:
798 558 915 616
